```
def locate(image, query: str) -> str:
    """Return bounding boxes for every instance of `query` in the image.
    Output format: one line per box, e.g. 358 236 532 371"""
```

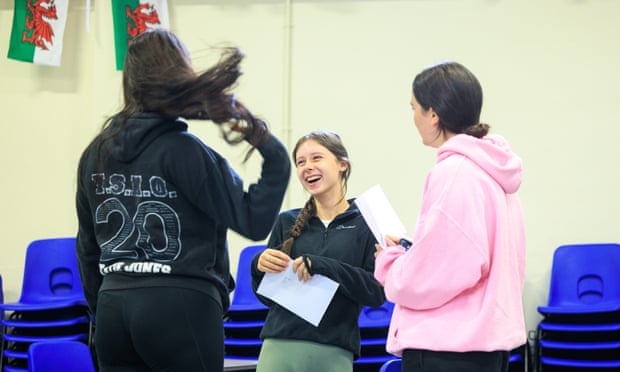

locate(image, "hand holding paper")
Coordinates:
256 261 339 327
356 185 408 247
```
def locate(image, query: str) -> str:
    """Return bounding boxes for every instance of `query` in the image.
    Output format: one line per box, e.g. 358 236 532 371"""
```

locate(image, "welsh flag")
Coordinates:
111 0 169 70
7 0 70 67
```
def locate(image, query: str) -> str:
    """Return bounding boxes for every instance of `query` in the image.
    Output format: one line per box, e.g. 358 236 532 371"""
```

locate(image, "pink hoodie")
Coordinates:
374 134 526 355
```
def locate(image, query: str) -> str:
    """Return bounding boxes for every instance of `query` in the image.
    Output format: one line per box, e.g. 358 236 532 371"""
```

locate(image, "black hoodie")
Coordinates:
76 113 290 314
250 202 385 358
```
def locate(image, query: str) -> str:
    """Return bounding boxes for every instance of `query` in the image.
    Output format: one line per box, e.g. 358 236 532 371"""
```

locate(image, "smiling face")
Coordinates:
294 139 348 200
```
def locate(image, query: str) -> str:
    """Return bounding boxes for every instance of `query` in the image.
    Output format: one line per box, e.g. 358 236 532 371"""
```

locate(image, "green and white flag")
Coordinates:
112 0 169 71
7 0 70 67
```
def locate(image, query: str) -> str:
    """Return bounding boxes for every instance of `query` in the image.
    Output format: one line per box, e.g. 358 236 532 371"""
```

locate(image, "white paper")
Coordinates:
256 262 339 326
356 184 407 247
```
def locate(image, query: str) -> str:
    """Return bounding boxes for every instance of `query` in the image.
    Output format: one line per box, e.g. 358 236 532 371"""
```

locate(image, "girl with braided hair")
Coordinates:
251 130 385 372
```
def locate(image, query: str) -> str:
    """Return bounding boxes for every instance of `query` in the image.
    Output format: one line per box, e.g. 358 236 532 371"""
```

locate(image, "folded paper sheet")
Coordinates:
257 262 339 326
356 184 408 247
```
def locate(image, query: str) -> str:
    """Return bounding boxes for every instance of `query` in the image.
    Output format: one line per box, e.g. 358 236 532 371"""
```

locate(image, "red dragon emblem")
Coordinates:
22 0 58 51
126 3 161 43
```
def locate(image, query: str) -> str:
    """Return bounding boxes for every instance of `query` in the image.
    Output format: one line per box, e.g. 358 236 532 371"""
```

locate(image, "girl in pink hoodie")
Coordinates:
374 62 526 372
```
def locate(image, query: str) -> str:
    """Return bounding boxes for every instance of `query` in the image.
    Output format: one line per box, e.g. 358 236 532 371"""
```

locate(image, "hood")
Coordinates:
103 113 188 163
437 134 523 194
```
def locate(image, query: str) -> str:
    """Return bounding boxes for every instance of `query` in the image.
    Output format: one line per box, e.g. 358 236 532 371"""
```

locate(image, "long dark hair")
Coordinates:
413 62 489 138
95 29 268 164
276 130 351 255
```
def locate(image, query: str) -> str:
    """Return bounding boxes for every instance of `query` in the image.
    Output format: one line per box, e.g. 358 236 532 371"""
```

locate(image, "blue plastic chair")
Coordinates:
223 245 268 359
538 319 620 341
223 337 263 360
539 321 620 333
378 358 401 372
508 352 522 363
4 366 27 372
540 339 620 356
227 244 268 317
3 332 90 364
2 312 91 330
537 243 620 316
2 307 93 367
358 300 394 342
507 342 530 372
536 243 620 372
0 238 93 371
353 355 394 369
0 237 88 313
224 319 264 340
355 301 395 368
540 356 620 369
28 341 95 372
537 325 620 369
358 301 394 329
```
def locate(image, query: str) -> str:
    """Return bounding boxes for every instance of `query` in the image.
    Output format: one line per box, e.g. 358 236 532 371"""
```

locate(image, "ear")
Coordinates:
429 108 440 127
339 160 349 173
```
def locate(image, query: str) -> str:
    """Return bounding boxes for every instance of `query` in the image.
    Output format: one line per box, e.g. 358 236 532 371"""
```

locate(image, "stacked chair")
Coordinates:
27 341 95 372
0 237 94 372
353 301 395 372
223 244 268 360
378 358 401 372
536 243 620 371
374 343 530 372
508 341 531 372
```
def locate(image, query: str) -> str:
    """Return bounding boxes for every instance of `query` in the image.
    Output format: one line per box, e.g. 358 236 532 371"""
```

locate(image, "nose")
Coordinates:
300 161 314 172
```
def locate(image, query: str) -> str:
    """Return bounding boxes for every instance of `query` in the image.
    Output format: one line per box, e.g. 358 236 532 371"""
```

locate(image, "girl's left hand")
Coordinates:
292 256 312 282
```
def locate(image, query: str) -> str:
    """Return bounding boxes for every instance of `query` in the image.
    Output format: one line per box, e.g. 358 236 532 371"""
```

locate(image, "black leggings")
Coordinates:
95 287 224 372
402 349 509 372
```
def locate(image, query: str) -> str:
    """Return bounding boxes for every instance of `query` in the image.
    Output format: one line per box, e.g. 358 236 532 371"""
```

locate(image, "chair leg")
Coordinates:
0 324 7 369
87 314 94 347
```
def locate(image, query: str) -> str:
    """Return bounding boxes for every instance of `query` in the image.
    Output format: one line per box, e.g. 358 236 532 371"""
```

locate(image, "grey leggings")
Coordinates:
257 338 353 372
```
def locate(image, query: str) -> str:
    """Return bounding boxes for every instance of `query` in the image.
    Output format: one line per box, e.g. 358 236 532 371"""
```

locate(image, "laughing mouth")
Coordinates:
306 175 321 184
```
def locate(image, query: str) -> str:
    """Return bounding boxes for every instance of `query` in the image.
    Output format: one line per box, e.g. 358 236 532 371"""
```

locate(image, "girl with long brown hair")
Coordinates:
76 29 290 371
